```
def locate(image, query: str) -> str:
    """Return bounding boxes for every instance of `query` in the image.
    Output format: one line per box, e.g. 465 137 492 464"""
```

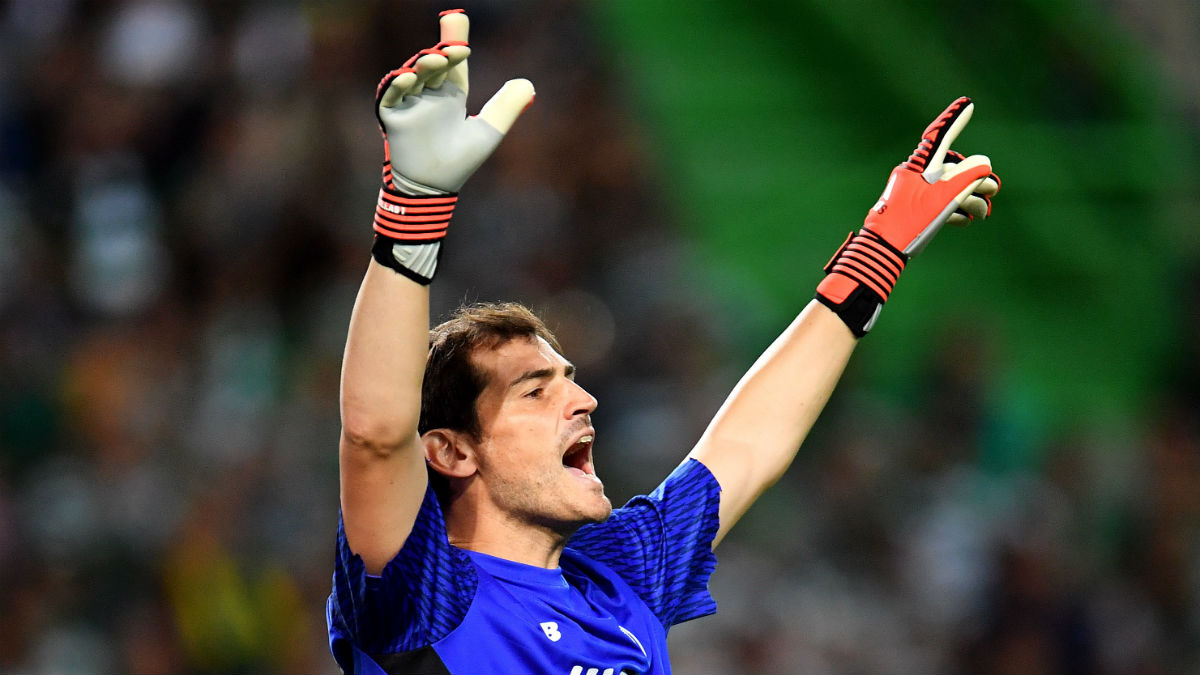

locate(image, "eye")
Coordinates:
524 387 544 399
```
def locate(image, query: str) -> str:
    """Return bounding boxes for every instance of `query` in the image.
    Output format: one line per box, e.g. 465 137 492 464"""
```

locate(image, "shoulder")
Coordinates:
329 483 479 658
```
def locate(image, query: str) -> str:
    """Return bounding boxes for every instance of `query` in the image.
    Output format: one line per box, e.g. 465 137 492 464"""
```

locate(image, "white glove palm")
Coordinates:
376 10 534 194
369 10 534 284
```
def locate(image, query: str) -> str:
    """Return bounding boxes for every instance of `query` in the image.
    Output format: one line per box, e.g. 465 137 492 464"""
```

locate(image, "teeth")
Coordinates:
578 435 593 444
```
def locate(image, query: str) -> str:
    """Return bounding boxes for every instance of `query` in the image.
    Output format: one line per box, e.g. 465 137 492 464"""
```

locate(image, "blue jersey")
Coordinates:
327 459 721 674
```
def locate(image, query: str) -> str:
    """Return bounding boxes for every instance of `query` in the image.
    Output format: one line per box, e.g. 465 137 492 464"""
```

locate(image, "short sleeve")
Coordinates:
566 458 722 629
327 483 477 662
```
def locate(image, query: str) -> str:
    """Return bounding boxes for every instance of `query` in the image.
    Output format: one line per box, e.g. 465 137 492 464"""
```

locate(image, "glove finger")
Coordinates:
905 97 973 178
477 78 536 135
426 58 454 90
379 71 418 109
974 174 1001 197
948 151 1001 192
440 9 469 43
926 97 973 168
983 170 1001 194
940 153 992 203
947 210 971 227
959 194 989 221
441 45 470 88
440 10 471 95
949 151 1001 196
409 52 449 96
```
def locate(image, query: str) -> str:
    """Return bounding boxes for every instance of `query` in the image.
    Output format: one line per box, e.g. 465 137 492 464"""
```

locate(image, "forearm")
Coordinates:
689 300 856 544
340 258 430 452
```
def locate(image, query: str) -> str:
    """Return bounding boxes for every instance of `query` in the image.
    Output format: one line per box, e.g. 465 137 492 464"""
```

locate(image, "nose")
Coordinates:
566 379 598 418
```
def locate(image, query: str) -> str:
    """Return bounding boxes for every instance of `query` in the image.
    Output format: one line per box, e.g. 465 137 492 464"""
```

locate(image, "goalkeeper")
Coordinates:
327 9 1001 675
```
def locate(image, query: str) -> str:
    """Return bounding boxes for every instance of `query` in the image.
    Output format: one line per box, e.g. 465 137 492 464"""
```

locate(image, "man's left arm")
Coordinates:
688 97 1001 547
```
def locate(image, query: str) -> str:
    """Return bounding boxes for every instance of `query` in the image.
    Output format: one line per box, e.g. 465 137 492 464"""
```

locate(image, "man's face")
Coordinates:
469 336 611 532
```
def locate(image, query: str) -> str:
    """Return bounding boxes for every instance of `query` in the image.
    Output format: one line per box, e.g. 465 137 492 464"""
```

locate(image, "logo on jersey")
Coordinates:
564 625 644 674
540 621 562 642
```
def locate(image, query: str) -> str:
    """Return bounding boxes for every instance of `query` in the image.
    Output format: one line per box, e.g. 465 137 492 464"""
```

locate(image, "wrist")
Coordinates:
371 236 441 285
814 229 906 337
372 185 458 244
370 173 457 285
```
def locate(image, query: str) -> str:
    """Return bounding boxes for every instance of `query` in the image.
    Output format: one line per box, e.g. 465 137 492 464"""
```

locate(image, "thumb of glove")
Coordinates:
477 79 535 135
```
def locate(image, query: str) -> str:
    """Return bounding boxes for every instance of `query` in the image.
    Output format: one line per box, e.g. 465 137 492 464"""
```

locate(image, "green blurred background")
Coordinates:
597 0 1198 443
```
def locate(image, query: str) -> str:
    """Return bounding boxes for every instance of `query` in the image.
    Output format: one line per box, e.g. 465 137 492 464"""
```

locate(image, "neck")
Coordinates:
443 502 575 568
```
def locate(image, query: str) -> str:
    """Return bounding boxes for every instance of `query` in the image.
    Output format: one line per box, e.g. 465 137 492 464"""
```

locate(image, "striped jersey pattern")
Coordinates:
568 459 721 629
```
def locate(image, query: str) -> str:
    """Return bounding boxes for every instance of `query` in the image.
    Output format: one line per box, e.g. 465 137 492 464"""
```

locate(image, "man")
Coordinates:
327 9 1000 675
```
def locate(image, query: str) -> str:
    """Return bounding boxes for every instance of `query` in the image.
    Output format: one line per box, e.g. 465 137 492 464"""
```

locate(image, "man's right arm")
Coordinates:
337 10 535 575
339 261 430 575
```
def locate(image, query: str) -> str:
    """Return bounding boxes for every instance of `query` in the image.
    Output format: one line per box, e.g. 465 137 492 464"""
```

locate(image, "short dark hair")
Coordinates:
419 301 563 440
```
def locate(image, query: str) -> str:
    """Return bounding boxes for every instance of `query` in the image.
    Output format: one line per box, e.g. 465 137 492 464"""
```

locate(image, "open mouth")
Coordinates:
562 433 598 480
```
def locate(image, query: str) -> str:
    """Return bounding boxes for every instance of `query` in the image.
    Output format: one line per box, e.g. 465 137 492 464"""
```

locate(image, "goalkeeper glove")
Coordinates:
815 96 1001 336
370 9 535 284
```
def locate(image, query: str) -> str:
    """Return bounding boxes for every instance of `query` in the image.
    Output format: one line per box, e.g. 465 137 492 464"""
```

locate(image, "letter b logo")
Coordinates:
540 621 561 642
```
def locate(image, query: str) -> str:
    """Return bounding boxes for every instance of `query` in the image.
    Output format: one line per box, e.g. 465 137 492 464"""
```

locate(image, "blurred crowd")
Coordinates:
0 1 1197 674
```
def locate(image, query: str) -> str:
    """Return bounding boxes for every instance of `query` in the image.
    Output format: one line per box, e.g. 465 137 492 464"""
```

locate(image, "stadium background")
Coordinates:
0 0 1197 672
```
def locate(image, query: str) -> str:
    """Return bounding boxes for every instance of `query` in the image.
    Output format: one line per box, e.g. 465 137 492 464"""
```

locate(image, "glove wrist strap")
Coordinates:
814 230 907 337
370 172 457 284
373 185 457 243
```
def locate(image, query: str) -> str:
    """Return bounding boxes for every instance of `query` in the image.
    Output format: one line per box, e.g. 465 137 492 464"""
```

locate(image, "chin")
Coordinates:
586 495 613 523
561 496 612 532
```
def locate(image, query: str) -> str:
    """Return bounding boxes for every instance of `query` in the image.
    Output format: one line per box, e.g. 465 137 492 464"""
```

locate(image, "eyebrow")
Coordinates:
508 363 576 390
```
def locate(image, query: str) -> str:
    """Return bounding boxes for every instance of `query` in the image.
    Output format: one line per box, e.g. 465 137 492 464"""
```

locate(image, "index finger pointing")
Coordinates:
903 97 974 179
925 97 973 172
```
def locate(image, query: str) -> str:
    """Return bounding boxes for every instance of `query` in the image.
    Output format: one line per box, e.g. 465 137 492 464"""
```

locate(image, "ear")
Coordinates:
423 429 478 479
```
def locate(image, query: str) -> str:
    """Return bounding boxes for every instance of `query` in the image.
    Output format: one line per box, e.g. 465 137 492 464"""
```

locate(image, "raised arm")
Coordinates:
338 10 534 573
689 98 1001 547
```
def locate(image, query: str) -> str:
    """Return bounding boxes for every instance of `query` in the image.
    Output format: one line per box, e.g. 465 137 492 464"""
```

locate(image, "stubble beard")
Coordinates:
491 464 612 538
